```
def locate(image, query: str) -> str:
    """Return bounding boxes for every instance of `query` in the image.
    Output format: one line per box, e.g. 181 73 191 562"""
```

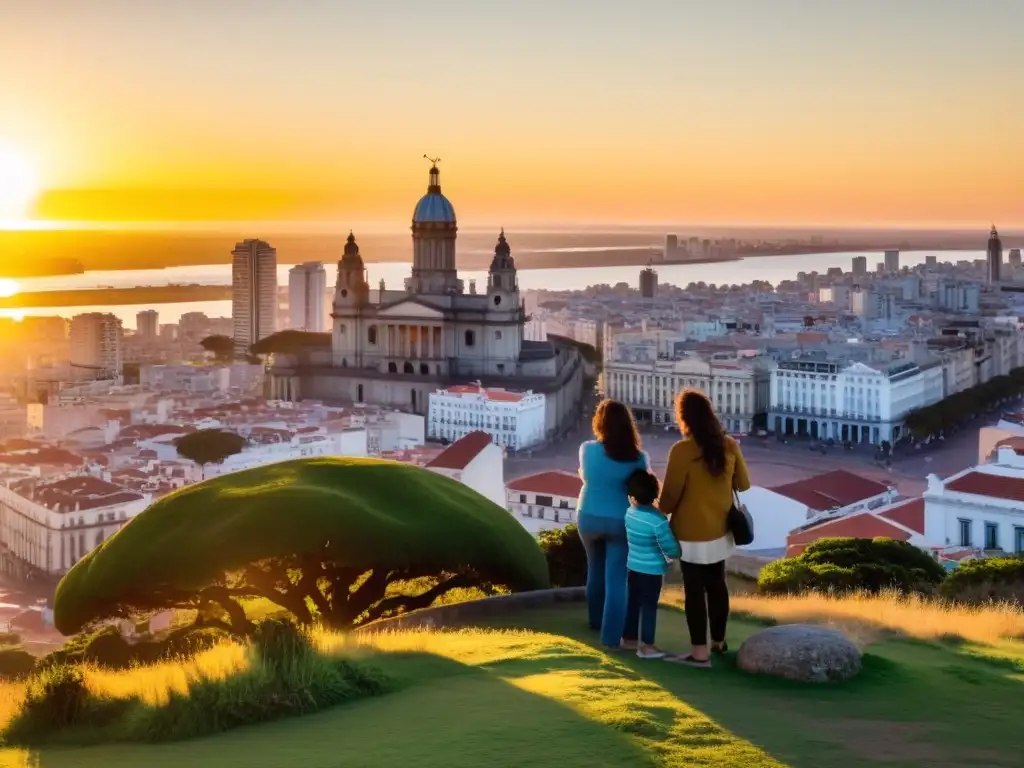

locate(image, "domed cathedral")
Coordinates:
268 159 584 436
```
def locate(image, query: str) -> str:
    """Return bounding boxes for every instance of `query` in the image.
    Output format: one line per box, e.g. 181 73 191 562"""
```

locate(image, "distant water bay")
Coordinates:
5 250 983 329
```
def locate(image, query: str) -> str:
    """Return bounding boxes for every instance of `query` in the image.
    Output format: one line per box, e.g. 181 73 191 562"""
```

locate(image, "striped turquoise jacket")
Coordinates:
625 504 682 576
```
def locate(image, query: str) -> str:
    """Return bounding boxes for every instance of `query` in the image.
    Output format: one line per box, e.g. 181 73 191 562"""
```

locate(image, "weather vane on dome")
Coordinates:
423 154 441 167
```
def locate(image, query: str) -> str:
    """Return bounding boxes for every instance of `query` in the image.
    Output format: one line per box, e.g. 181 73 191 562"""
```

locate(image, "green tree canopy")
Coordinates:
175 429 246 478
250 331 332 356
53 458 549 636
199 335 235 362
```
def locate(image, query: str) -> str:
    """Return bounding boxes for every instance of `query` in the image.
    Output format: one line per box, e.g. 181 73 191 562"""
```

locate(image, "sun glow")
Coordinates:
0 145 39 221
0 280 19 298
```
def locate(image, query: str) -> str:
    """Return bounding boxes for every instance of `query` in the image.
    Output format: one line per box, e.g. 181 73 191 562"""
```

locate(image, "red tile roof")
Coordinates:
878 498 925 535
425 431 493 470
945 471 1024 502
994 437 1024 456
785 512 911 557
770 470 889 511
507 470 583 499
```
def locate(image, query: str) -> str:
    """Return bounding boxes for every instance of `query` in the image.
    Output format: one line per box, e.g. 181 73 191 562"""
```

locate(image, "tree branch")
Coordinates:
359 572 477 626
338 568 392 626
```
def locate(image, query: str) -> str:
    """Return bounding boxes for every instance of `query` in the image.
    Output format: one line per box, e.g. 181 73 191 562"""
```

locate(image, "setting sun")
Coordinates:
0 145 38 220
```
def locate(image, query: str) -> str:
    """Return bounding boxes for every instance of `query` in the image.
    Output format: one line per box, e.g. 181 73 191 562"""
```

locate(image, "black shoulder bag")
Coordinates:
727 487 754 547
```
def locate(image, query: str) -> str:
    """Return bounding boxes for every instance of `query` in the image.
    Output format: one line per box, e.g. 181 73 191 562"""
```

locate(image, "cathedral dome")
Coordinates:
412 162 457 224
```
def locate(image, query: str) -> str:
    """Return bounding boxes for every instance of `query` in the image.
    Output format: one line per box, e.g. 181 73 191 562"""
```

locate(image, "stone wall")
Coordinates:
354 587 585 632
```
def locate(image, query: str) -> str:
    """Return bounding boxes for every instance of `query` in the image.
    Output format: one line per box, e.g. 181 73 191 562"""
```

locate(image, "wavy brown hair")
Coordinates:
592 399 642 463
675 389 726 476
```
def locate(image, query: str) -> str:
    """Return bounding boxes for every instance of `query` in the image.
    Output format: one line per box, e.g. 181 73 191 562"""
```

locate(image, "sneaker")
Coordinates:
637 646 667 660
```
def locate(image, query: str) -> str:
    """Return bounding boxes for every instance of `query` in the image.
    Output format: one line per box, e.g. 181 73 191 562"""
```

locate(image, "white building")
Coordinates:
0 475 149 578
769 357 944 444
739 469 894 554
787 443 1024 563
604 356 771 433
505 470 582 536
423 431 505 509
232 238 278 351
288 262 328 332
428 384 546 451
136 310 159 339
139 428 368 479
69 313 123 378
139 364 231 394
922 443 1024 555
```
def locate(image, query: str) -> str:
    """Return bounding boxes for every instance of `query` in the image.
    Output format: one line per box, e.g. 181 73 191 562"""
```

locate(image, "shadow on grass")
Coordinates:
487 603 1024 768
18 646 658 768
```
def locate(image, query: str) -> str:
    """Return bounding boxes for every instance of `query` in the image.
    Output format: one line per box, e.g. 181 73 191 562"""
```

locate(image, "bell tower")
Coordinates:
332 231 369 367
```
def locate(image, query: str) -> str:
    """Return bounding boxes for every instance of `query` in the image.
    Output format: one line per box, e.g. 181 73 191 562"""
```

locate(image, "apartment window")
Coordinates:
958 518 973 548
984 522 999 550
536 495 553 508
367 326 377 345
465 330 475 347
519 494 526 503
559 500 570 509
1015 527 1024 555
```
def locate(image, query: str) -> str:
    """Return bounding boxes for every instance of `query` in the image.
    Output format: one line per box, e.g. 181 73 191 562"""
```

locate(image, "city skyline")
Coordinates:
1 1 1021 228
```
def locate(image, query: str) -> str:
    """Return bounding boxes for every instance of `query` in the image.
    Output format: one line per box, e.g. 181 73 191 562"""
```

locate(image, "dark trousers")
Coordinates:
680 560 729 646
623 570 663 645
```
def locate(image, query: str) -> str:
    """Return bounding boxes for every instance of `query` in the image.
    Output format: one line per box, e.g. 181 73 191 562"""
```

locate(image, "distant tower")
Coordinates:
987 225 1002 285
136 309 158 339
639 266 658 298
884 250 900 273
409 157 461 295
486 229 524 364
231 238 278 351
851 256 867 276
333 232 370 367
69 313 123 379
664 234 678 262
288 262 328 332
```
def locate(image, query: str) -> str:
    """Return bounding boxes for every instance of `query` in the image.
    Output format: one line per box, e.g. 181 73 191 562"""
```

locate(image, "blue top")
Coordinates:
626 504 682 576
577 440 650 521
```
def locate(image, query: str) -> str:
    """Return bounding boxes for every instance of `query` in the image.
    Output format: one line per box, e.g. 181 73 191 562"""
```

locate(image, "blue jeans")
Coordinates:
578 515 628 647
623 570 663 646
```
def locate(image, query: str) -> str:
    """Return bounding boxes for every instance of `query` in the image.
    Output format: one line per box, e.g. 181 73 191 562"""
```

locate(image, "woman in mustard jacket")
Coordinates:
657 389 751 667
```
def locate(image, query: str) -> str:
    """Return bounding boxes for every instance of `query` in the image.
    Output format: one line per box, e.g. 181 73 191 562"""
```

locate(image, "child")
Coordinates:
623 469 681 659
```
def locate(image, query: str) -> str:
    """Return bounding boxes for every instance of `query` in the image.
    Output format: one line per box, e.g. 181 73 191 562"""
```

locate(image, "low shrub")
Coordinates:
4 664 128 744
251 618 313 665
39 624 232 671
0 645 37 681
539 524 586 588
758 537 946 596
0 631 22 645
941 556 1024 604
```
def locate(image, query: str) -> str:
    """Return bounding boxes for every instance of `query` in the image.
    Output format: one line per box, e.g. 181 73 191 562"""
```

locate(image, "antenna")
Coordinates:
423 154 441 167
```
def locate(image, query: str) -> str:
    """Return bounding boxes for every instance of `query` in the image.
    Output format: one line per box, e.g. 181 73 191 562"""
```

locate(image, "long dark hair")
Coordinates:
676 389 726 476
592 399 642 463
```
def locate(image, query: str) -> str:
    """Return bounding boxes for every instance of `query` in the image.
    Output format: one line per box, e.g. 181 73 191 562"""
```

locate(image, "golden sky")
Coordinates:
1 1 1022 227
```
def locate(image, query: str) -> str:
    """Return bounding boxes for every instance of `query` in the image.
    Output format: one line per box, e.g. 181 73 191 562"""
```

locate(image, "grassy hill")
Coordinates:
0 594 1021 767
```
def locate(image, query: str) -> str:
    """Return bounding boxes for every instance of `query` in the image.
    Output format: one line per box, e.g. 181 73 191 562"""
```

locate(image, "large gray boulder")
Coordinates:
736 624 862 683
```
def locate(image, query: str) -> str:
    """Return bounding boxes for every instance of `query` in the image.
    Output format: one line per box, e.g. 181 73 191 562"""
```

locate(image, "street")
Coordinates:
507 414 993 499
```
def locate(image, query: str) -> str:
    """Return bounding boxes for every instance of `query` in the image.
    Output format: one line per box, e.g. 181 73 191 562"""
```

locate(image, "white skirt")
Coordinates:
678 533 735 565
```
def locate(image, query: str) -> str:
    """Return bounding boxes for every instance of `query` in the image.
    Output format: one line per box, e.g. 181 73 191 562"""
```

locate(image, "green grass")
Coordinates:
1 604 1021 767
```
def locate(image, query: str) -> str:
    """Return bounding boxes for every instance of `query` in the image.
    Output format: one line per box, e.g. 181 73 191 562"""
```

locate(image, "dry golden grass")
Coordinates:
83 640 250 706
664 585 1024 648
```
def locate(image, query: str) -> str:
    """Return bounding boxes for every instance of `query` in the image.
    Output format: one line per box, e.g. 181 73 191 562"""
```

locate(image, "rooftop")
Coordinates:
945 471 1024 503
770 470 890 511
506 470 582 499
425 431 493 471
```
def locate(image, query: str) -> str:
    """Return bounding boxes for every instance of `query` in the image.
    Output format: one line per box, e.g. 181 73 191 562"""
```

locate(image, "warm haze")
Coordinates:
0 0 1021 227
